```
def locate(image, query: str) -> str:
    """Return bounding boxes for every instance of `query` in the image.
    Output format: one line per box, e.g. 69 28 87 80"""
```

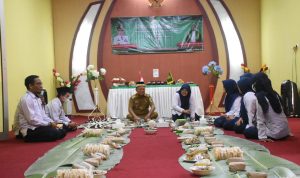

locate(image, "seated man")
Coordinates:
46 87 77 132
126 82 158 122
13 75 66 142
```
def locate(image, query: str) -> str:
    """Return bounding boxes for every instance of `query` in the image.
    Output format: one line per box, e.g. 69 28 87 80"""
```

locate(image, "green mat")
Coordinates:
25 133 131 178
178 135 300 178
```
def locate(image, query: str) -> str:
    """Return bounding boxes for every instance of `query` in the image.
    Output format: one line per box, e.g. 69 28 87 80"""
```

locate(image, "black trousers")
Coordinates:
62 124 77 132
24 126 66 142
172 113 200 121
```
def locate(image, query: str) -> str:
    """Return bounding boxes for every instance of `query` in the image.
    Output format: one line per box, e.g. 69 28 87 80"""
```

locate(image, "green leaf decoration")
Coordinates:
178 135 300 178
25 133 130 178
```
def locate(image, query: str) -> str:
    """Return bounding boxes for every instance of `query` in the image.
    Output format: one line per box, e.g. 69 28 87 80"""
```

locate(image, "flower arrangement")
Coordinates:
52 69 82 93
241 64 269 73
85 65 106 87
241 64 250 73
202 60 223 78
260 64 269 73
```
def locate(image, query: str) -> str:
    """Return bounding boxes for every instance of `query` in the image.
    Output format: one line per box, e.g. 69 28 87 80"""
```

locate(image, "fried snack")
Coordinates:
211 143 224 148
82 129 104 137
188 146 208 154
57 169 107 178
102 138 121 149
211 140 223 145
109 136 126 144
91 152 107 160
184 137 200 145
194 126 214 136
82 144 110 157
229 162 246 172
213 147 243 160
182 129 194 134
57 169 92 178
117 128 130 136
93 170 107 178
246 172 268 178
227 157 244 164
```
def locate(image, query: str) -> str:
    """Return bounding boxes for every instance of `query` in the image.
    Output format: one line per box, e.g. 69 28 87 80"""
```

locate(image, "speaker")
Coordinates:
281 80 300 117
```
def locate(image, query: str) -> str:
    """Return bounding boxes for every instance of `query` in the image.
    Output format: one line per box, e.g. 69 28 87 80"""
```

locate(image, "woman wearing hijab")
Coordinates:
214 79 241 129
233 76 255 134
172 83 199 121
244 73 290 141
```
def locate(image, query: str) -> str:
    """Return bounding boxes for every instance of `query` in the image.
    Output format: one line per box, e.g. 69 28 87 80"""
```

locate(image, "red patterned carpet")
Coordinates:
0 117 299 178
106 128 193 178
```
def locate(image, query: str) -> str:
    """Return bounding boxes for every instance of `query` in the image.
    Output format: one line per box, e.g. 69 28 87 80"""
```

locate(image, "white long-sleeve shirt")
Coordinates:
243 92 257 128
172 93 196 118
225 96 242 117
13 91 52 137
46 97 70 125
256 97 290 140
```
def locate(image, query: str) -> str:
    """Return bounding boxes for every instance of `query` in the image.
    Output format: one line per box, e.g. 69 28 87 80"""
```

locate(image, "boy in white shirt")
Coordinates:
46 87 77 131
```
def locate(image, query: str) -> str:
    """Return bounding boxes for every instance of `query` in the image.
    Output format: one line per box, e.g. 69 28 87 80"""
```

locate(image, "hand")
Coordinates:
226 115 234 121
49 122 57 128
144 114 150 122
183 109 191 114
259 138 274 142
220 113 226 117
133 116 140 122
235 118 243 126
68 122 77 130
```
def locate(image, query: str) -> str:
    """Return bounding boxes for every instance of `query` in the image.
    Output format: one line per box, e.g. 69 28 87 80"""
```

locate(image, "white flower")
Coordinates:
91 70 99 78
100 68 106 76
66 83 71 87
87 64 94 70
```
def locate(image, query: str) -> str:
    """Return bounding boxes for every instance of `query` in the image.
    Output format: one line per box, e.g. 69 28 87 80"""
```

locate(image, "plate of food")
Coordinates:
183 154 205 163
190 165 215 176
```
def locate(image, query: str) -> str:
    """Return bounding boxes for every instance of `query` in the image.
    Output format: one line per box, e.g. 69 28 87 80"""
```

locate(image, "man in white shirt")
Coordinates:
46 87 77 131
13 75 66 142
113 25 130 45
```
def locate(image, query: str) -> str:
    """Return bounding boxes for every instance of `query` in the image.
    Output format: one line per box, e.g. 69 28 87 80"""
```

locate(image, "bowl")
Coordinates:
190 166 214 176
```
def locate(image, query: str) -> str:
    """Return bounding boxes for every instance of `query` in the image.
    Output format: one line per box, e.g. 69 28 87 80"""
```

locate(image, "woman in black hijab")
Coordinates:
214 79 241 129
172 83 199 121
233 77 254 134
243 72 290 141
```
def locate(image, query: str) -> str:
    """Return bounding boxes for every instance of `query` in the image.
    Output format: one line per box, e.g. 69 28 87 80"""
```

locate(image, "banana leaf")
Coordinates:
215 135 269 153
25 133 131 178
181 134 268 153
178 135 300 178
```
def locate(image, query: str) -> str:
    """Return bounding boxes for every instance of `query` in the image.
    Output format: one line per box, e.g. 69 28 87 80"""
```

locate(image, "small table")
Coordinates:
107 84 204 119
